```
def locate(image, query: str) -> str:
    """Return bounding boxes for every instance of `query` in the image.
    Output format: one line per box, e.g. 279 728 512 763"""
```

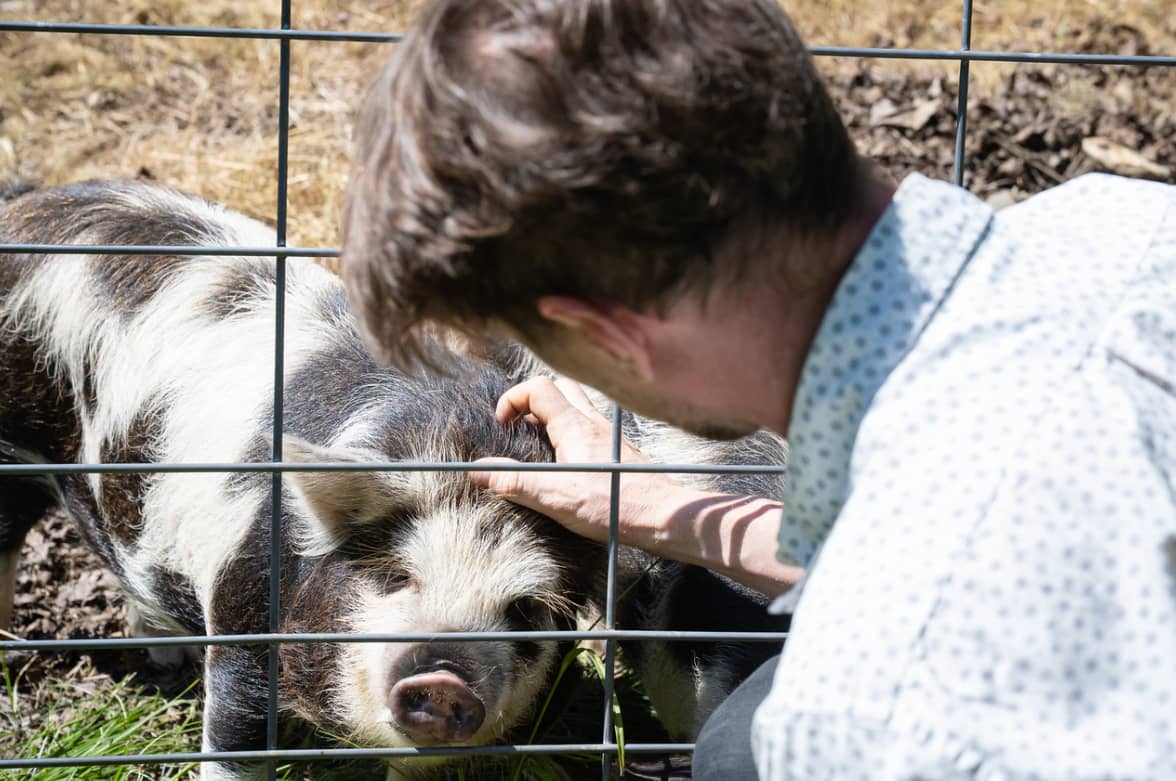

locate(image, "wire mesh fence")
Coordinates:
0 1 1173 778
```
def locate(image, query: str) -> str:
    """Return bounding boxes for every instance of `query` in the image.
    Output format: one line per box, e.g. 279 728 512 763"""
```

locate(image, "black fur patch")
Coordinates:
0 217 77 557
505 598 555 664
280 555 359 726
57 474 123 577
211 508 353 727
80 353 99 418
98 408 163 546
620 559 789 683
203 644 271 755
208 518 282 637
148 565 203 634
274 324 390 448
93 255 189 314
201 261 276 321
0 482 56 554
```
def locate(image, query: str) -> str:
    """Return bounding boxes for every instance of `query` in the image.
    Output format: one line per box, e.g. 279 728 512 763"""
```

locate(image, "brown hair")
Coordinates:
341 0 861 367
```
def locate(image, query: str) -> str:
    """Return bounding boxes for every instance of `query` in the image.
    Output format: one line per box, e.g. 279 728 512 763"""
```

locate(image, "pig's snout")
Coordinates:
390 670 486 744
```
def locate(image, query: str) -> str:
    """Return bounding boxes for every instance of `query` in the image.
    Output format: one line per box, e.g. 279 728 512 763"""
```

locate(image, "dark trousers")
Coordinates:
692 654 780 780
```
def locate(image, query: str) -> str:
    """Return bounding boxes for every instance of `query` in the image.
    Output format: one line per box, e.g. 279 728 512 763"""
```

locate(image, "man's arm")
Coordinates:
469 376 804 597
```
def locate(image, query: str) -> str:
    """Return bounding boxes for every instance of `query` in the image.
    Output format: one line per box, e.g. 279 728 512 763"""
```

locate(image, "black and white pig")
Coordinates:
0 179 606 779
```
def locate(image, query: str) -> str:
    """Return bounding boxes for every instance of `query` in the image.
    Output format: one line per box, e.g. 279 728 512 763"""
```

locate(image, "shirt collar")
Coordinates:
777 173 994 567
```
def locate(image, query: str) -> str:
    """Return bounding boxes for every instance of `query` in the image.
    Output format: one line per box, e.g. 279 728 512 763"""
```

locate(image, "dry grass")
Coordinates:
789 0 1175 51
0 0 425 252
1 0 1174 255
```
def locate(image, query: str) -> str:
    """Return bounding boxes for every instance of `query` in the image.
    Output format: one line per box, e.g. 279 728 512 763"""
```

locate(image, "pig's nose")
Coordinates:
389 670 486 745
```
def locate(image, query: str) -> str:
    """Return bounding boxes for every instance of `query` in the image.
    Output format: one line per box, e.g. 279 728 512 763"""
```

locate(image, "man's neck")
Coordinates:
751 165 897 433
643 163 896 436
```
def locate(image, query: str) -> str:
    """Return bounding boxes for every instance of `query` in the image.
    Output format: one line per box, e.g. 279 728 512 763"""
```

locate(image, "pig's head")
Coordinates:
279 432 603 752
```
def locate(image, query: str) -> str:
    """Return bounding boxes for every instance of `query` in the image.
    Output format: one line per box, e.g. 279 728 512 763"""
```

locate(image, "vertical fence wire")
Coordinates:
266 0 294 777
600 404 624 778
952 0 975 186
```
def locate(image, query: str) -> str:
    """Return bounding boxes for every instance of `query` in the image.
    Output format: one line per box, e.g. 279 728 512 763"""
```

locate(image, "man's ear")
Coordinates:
535 296 655 382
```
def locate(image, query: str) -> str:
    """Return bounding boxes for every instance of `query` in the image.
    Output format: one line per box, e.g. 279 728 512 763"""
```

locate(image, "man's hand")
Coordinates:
469 376 677 543
470 376 805 597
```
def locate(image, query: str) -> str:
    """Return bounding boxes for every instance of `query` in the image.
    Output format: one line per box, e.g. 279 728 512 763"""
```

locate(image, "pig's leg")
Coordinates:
0 482 56 632
199 643 271 781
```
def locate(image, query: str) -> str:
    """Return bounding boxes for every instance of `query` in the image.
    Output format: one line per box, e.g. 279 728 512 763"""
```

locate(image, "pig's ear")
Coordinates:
282 434 408 556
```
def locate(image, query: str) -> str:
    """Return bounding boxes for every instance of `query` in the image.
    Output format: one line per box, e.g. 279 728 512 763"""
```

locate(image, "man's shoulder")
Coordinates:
987 173 1174 266
1001 173 1174 223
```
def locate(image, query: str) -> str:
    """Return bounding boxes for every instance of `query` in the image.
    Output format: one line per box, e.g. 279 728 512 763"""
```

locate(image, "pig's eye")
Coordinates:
357 564 410 593
381 572 411 592
506 596 550 629
346 543 412 592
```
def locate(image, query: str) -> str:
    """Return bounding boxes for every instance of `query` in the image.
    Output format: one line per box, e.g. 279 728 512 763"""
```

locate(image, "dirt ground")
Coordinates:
829 18 1175 202
1 0 1174 775
4 512 136 673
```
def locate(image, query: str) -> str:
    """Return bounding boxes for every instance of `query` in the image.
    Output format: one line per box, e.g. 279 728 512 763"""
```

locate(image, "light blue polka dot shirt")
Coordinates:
752 172 1176 780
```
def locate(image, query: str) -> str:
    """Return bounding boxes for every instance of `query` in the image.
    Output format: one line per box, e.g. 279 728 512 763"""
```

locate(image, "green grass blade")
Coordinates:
582 649 625 769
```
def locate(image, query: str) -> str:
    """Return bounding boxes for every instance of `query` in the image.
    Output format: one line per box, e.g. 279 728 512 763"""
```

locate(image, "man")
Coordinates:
339 0 1176 778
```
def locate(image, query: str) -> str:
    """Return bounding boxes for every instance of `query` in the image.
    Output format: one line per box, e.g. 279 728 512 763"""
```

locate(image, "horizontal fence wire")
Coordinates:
0 243 338 256
0 460 789 475
2 21 1175 65
0 743 696 771
3 5 1174 777
0 630 792 653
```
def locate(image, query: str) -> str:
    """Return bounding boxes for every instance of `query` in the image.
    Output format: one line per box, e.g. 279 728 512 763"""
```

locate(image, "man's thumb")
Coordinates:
469 457 523 494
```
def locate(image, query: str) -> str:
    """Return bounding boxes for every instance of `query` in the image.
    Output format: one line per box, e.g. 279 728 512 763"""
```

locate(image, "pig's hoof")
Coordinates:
390 670 486 744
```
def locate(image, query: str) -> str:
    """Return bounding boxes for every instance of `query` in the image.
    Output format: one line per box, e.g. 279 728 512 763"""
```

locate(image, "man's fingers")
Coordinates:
469 457 557 517
552 376 604 419
495 377 568 423
494 375 595 424
494 377 601 452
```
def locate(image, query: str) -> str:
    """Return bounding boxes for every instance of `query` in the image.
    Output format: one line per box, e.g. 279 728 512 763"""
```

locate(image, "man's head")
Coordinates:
341 0 868 434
